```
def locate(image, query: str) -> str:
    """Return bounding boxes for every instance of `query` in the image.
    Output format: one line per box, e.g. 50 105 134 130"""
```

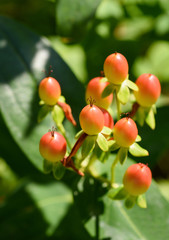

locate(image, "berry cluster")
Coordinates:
38 52 161 208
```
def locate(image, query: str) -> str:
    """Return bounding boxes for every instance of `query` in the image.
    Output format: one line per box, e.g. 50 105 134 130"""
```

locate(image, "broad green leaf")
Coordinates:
52 105 64 125
81 135 97 159
0 16 85 171
96 133 109 151
101 83 114 98
43 159 53 174
38 105 52 123
101 126 112 135
124 79 138 91
53 161 65 180
129 142 149 157
108 185 127 200
145 107 155 129
117 84 130 105
117 147 128 165
136 194 147 208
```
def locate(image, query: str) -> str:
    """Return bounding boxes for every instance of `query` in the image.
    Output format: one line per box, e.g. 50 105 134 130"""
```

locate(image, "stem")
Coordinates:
115 89 121 120
111 154 119 186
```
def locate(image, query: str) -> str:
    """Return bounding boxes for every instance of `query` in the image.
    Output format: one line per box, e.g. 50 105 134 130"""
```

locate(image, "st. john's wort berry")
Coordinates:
39 77 61 105
79 103 104 135
103 52 129 85
113 117 138 147
123 163 152 196
39 131 67 162
134 73 161 107
85 77 113 109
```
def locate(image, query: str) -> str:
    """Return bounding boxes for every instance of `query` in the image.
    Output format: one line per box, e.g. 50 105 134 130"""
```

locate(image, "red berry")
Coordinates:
39 77 61 105
134 73 161 107
79 104 104 135
99 107 114 129
123 163 152 196
85 77 113 109
103 52 129 85
113 118 138 147
39 131 67 162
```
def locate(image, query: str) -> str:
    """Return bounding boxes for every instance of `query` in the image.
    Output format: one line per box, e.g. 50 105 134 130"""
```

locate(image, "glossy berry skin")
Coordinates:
103 52 129 85
99 107 114 129
85 77 113 109
39 77 61 105
113 117 138 147
134 73 161 107
39 131 67 162
79 104 104 135
123 163 152 196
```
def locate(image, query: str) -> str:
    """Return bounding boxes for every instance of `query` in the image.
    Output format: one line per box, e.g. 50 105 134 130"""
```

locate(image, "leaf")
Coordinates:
52 105 64 125
108 185 128 200
129 142 149 157
145 107 156 129
136 194 147 208
81 135 97 159
53 161 66 180
0 16 85 171
101 126 112 135
117 84 130 105
43 159 53 174
96 133 109 151
124 79 139 91
101 83 114 98
38 105 52 123
117 147 128 165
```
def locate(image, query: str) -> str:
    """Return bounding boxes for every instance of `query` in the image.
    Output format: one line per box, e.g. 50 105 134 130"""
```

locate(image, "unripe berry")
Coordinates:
79 104 104 135
85 77 113 109
99 107 114 129
39 77 61 105
113 118 138 147
103 52 129 85
39 131 67 162
123 163 152 196
134 73 161 107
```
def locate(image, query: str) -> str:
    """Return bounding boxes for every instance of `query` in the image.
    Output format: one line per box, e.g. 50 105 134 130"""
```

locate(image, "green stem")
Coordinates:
111 154 119 186
115 89 121 120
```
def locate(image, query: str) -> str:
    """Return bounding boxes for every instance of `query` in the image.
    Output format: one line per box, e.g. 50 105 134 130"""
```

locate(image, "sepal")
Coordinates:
81 135 97 159
52 105 64 125
43 159 53 174
124 79 139 91
117 147 128 165
129 143 149 157
101 126 113 135
117 84 130 105
136 194 147 208
53 161 65 180
108 185 128 200
102 83 114 98
145 107 155 130
38 105 51 122
125 195 136 209
96 133 109 151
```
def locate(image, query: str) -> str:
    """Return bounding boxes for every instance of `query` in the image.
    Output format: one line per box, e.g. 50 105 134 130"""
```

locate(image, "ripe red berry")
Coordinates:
134 73 161 107
79 104 104 135
113 117 138 147
99 107 114 129
85 77 113 109
123 163 152 196
39 131 67 162
103 52 129 85
39 77 61 105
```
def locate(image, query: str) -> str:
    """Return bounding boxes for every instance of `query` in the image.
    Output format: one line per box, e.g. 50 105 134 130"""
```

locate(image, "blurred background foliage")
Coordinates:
0 0 169 239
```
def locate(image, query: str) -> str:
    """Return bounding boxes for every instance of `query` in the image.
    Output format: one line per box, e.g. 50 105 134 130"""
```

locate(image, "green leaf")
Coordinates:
101 126 112 135
81 135 97 159
53 161 65 180
52 105 65 125
124 79 139 91
38 105 51 123
117 84 130 105
125 195 137 209
43 159 53 174
136 194 147 208
145 107 156 129
108 185 128 200
129 142 149 157
0 16 85 171
101 83 114 98
96 133 109 151
117 147 128 165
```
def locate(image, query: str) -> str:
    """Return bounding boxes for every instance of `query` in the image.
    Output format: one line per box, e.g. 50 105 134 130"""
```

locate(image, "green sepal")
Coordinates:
145 107 155 130
129 143 149 157
37 105 51 122
102 83 114 98
58 95 66 103
108 185 128 200
52 105 64 125
136 194 147 208
91 144 110 163
43 159 53 174
96 133 109 151
81 135 97 159
53 161 65 180
125 195 136 209
75 130 84 139
108 140 120 151
117 84 130 105
39 100 45 105
101 126 112 135
136 107 146 126
124 79 139 91
135 135 142 142
117 147 128 165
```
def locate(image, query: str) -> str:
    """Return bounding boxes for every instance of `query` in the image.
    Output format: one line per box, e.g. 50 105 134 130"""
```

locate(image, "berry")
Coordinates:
99 107 114 129
85 77 113 109
79 103 104 135
103 52 129 85
134 73 161 107
39 77 61 105
113 117 138 147
39 131 67 162
123 163 152 196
